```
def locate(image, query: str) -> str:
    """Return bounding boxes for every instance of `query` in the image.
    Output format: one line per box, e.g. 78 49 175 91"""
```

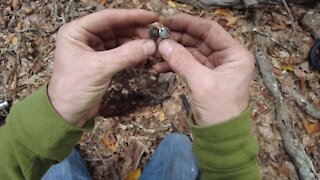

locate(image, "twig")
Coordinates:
281 0 295 53
252 28 293 52
254 10 318 180
285 86 320 120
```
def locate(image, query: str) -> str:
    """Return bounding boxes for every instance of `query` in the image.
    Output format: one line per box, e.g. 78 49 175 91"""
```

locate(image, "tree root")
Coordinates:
285 87 320 120
254 10 318 180
177 0 317 10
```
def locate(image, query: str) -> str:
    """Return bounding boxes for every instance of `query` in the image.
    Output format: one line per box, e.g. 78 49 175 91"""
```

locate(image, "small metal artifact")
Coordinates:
149 26 159 38
149 26 170 39
158 26 170 39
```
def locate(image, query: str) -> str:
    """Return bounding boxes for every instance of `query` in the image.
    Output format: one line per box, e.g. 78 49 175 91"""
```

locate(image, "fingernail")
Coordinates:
143 40 156 56
159 40 173 59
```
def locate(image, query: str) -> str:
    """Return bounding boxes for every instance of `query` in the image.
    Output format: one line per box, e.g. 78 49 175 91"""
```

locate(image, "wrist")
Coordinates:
192 102 249 126
47 84 86 128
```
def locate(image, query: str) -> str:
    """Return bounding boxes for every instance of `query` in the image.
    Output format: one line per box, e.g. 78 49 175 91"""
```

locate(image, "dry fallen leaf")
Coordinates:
102 133 116 152
307 123 319 134
214 8 231 17
278 163 289 176
11 36 18 45
80 0 88 5
258 103 270 114
96 0 107 5
12 0 20 9
272 20 286 31
281 65 294 72
155 110 167 122
271 58 281 69
32 62 42 74
226 16 239 27
167 0 177 8
124 168 141 180
300 114 320 135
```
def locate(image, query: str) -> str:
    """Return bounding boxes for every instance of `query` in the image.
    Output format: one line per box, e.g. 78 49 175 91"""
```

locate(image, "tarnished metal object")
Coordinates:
149 26 171 39
158 26 170 39
149 26 159 38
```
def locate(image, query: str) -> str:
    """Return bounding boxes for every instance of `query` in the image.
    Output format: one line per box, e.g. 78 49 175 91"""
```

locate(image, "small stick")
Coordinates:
180 94 191 116
281 0 295 53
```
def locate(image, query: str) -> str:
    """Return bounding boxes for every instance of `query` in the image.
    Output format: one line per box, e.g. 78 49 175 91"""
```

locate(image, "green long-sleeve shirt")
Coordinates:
0 86 260 179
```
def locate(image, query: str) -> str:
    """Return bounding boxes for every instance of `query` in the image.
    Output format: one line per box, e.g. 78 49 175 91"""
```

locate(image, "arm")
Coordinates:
155 14 260 179
189 110 259 179
0 9 158 179
0 86 93 179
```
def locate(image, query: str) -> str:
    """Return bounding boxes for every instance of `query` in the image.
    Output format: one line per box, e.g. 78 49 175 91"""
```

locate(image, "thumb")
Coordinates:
98 39 156 74
158 39 203 82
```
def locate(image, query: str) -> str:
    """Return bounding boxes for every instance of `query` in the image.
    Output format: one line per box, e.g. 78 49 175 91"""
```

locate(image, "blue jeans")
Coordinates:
42 133 199 180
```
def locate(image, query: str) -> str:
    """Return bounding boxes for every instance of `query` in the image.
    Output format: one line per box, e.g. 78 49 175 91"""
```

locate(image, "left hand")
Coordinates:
48 9 158 127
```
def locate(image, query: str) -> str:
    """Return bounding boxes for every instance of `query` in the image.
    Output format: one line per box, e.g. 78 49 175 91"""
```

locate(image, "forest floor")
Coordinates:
1 0 320 179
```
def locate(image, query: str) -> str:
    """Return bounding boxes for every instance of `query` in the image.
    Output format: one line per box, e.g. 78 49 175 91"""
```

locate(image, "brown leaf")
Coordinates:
32 62 41 74
283 56 294 66
226 17 239 27
258 103 270 114
299 78 307 94
278 163 289 176
14 20 23 32
12 0 20 9
307 123 319 134
214 8 231 17
96 0 107 5
272 20 286 31
80 0 88 5
217 18 228 30
102 133 116 152
299 114 320 135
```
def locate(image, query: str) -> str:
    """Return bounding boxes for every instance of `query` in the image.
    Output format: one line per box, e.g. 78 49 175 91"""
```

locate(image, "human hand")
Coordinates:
154 14 254 126
48 9 158 127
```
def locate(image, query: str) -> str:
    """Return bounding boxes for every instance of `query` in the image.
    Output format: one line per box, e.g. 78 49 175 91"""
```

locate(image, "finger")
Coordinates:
78 9 158 35
186 47 215 69
153 62 171 73
103 37 134 50
170 31 212 56
158 39 204 82
97 39 157 74
100 26 152 41
164 14 237 51
113 26 151 39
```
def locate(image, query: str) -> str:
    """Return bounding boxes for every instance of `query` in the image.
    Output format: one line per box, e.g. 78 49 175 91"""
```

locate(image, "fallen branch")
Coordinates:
254 10 318 180
177 0 317 10
281 0 295 52
285 86 320 120
252 28 293 60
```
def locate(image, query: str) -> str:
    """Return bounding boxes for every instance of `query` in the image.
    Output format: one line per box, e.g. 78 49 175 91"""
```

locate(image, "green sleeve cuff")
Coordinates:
7 85 94 161
189 109 260 180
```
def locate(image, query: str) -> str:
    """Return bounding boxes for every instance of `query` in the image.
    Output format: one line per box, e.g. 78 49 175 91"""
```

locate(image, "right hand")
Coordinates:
154 14 255 126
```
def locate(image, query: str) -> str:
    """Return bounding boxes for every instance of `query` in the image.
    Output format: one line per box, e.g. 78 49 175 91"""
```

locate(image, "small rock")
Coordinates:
301 10 320 39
